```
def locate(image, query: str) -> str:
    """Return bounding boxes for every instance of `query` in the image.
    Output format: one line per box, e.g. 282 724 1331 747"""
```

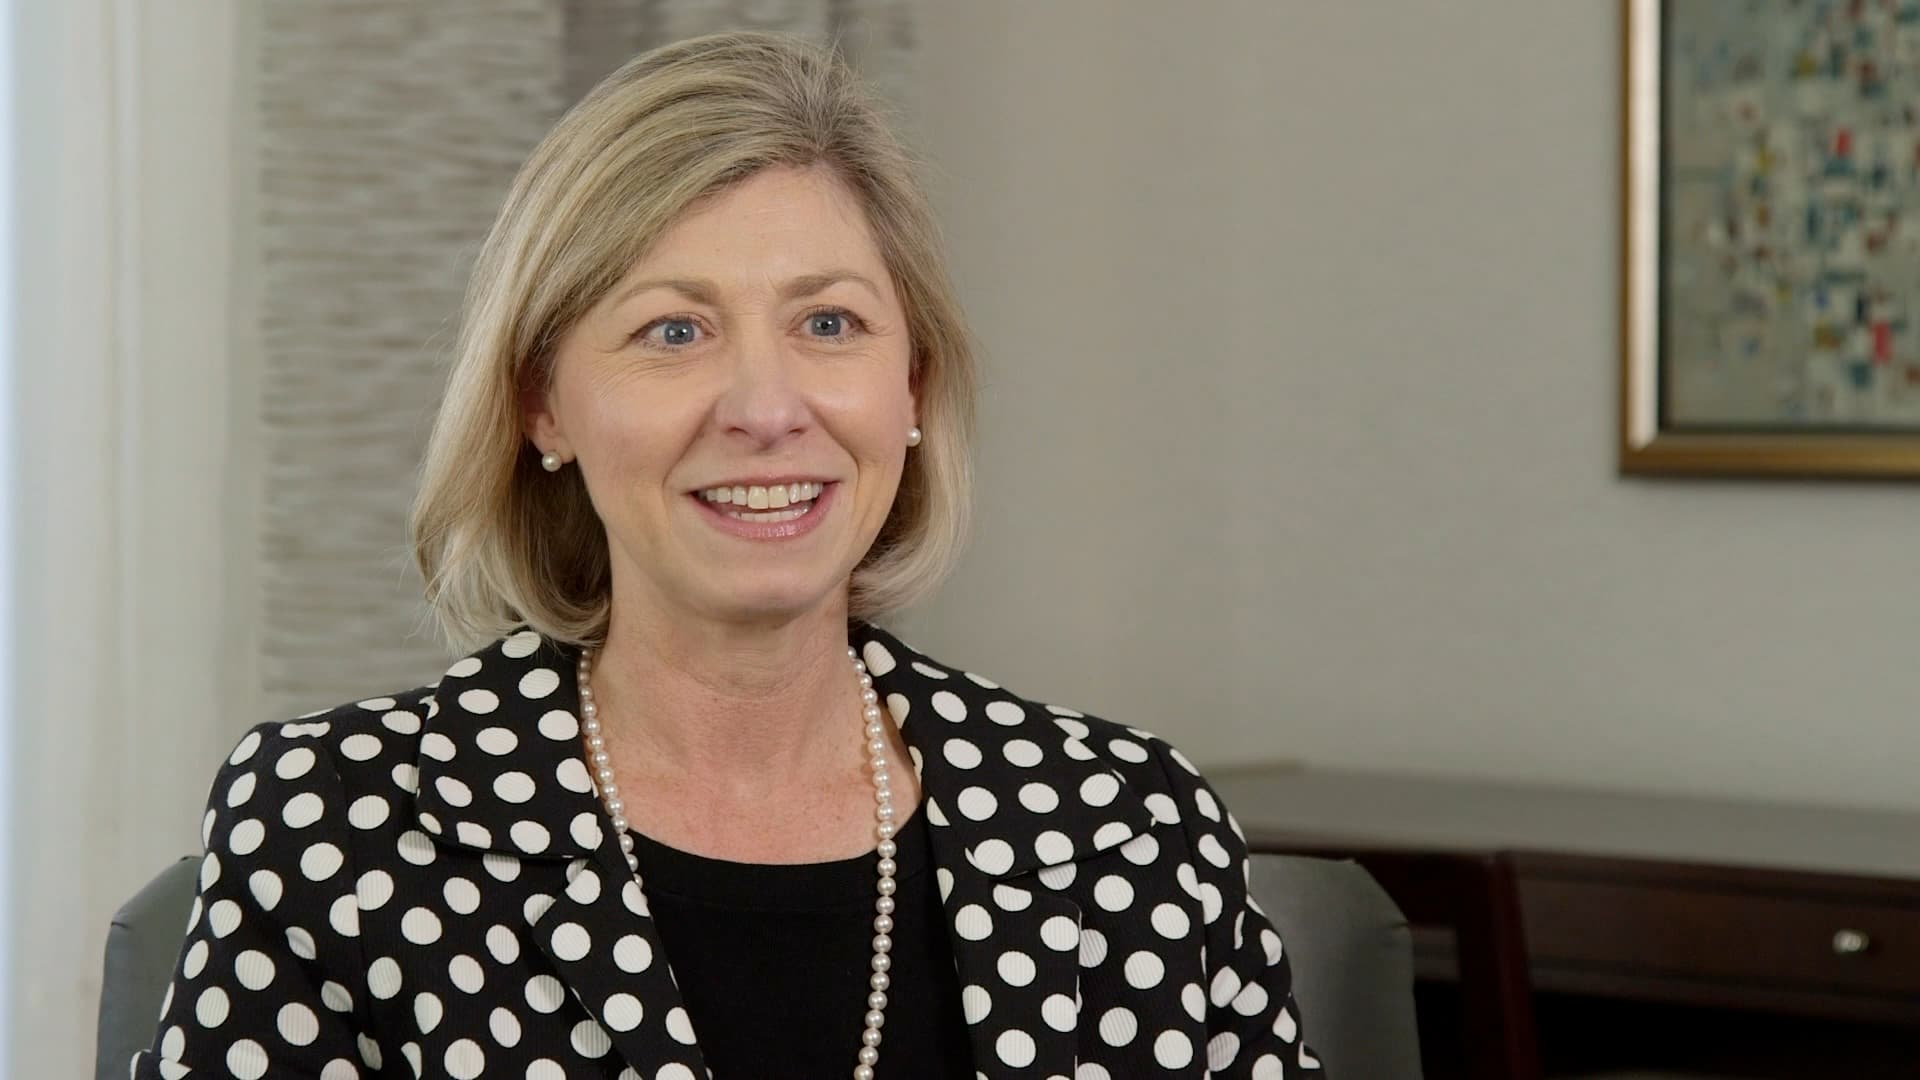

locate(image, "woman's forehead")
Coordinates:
621 166 890 287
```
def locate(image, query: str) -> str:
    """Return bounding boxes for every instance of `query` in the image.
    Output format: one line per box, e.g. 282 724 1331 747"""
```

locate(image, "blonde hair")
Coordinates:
409 31 976 655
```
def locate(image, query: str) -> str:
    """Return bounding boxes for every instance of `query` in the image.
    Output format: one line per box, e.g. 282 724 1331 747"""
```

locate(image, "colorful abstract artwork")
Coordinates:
1623 0 1920 476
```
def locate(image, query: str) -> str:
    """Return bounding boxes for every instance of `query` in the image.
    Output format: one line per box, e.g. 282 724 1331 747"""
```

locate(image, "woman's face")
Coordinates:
527 165 918 628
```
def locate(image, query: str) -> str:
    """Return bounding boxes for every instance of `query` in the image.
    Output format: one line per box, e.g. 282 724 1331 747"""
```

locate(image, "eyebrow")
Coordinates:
610 270 884 309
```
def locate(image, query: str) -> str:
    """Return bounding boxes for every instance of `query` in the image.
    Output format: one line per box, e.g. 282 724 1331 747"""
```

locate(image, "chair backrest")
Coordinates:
1249 853 1425 1079
103 852 1420 1078
96 856 198 1080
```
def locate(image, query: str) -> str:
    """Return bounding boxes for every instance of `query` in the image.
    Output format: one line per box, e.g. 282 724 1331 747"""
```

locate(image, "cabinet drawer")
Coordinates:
1521 874 1920 998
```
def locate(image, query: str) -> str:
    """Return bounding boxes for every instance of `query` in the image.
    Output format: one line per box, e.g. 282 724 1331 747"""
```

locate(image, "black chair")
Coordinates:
1251 853 1426 1078
96 857 197 1080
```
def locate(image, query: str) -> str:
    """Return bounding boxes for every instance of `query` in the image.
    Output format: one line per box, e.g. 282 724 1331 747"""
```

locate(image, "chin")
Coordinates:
699 578 842 624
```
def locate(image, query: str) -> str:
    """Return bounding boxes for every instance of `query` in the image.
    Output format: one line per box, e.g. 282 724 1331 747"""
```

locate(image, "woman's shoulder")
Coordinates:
866 626 1250 852
198 679 441 848
229 680 438 775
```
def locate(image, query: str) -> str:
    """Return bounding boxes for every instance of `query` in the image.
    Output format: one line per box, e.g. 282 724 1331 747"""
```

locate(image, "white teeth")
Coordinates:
724 503 812 523
698 481 823 505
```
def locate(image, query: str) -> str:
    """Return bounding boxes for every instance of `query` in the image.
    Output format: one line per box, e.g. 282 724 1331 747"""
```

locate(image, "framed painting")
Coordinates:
1622 0 1920 476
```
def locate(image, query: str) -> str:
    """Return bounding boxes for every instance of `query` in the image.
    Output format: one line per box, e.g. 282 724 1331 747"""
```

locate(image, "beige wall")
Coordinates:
899 0 1920 811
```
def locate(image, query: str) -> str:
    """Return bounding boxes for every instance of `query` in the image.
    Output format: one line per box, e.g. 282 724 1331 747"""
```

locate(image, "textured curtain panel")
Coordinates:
255 0 915 722
564 0 917 105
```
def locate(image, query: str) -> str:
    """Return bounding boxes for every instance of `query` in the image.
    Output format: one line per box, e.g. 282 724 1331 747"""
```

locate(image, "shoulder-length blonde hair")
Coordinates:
409 30 976 655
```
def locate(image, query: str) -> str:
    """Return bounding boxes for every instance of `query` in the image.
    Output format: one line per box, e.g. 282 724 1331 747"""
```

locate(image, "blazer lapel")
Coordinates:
927 825 1085 1078
856 623 1162 1078
527 842 711 1077
415 628 709 1077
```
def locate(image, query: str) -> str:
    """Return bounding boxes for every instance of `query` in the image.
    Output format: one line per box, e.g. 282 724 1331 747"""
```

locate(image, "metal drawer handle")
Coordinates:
1832 929 1871 956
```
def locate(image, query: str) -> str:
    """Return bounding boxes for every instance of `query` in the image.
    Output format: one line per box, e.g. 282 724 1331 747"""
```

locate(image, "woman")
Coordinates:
136 30 1322 1080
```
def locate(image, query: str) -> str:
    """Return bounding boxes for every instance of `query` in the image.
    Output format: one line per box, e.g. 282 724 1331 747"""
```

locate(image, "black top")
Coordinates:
629 807 976 1079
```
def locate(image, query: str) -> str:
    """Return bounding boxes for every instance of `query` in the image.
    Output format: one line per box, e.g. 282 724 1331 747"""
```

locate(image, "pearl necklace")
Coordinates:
575 644 900 1079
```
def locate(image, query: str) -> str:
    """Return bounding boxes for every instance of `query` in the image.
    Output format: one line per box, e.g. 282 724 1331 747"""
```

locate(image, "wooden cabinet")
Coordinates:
1209 765 1920 1078
1518 856 1920 1023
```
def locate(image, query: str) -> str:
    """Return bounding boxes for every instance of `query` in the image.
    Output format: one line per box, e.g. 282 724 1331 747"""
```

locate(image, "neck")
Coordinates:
585 595 873 802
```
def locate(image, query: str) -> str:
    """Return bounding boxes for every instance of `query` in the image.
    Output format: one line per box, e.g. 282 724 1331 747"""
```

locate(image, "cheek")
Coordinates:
852 413 912 514
837 364 916 442
838 405 912 473
572 393 697 498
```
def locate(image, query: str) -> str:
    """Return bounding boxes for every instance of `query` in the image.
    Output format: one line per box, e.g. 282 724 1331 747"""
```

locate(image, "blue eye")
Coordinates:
653 318 698 347
806 307 868 340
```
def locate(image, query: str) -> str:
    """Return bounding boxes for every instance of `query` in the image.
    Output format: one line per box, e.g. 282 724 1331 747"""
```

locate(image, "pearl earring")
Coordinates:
906 426 922 447
541 451 563 472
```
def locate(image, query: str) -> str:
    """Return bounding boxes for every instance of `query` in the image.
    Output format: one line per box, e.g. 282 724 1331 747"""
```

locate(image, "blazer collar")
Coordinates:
855 625 1157 1078
411 627 606 858
412 621 1158 873
854 627 1158 879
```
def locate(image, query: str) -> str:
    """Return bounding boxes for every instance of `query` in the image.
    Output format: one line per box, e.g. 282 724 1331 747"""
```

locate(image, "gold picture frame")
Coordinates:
1620 0 1920 478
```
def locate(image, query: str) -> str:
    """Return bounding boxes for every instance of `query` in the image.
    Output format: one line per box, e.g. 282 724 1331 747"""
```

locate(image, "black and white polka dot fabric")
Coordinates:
133 622 1323 1078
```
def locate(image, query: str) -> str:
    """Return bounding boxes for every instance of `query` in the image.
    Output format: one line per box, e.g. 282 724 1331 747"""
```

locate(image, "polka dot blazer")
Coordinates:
133 623 1324 1078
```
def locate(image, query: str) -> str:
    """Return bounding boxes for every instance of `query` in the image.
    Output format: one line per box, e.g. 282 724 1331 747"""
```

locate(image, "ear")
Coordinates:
906 356 923 430
519 381 566 457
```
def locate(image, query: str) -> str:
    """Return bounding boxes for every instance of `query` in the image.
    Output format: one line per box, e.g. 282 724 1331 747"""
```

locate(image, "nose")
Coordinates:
712 328 811 447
